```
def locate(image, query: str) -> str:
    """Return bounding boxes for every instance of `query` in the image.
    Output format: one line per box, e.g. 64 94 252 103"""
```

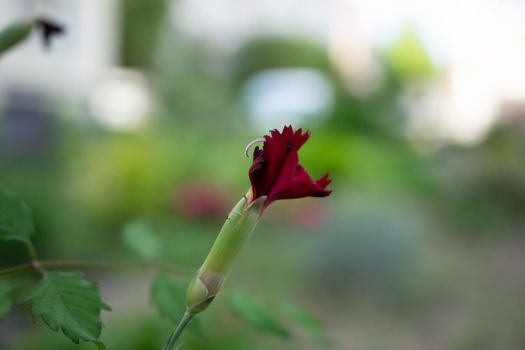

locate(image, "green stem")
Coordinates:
0 259 187 278
26 242 39 261
162 312 193 350
0 262 33 276
24 242 45 275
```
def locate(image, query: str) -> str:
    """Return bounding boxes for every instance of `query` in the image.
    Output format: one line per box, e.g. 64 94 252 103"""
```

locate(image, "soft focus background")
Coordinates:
2 0 525 349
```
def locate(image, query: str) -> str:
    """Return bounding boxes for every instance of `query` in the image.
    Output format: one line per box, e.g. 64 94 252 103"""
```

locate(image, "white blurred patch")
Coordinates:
171 0 330 50
242 68 333 131
0 0 119 97
89 69 152 132
173 0 525 144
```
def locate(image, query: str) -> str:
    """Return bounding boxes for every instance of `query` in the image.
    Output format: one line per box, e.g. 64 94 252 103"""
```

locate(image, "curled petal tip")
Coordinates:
244 138 266 158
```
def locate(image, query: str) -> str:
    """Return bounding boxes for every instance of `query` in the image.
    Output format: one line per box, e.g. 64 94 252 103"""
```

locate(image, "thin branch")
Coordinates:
0 262 33 277
0 259 189 279
24 242 46 275
41 259 187 275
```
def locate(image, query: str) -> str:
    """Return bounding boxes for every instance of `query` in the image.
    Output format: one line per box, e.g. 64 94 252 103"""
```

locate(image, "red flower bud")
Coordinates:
248 125 332 209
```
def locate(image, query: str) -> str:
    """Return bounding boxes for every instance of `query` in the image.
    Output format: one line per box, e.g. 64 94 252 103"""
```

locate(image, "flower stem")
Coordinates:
162 312 193 350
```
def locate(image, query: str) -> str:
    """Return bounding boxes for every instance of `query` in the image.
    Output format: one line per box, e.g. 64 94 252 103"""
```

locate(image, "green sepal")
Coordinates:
186 276 215 315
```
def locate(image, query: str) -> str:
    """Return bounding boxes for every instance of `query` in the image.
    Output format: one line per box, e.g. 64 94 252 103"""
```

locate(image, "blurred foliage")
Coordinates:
151 274 205 338
384 26 435 83
227 292 290 338
0 184 34 243
121 0 166 68
122 219 161 260
0 287 18 321
0 20 34 56
280 302 331 345
232 37 332 86
151 274 187 325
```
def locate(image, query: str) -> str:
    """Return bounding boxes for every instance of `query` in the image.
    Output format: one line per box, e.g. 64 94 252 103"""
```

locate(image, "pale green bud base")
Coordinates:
186 192 265 315
185 275 216 314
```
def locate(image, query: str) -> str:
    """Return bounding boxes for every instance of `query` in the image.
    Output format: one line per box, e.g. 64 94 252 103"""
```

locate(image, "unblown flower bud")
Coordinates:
185 192 265 315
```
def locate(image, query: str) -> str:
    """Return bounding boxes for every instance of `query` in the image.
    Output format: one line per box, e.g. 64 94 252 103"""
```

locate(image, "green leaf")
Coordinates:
151 274 204 338
0 20 34 56
0 184 35 243
152 274 187 322
227 292 290 338
122 219 161 260
95 340 108 350
0 287 19 321
30 271 108 344
101 301 112 311
281 303 332 345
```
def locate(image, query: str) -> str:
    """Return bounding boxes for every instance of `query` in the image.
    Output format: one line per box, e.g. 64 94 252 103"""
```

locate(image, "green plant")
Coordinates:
0 127 333 349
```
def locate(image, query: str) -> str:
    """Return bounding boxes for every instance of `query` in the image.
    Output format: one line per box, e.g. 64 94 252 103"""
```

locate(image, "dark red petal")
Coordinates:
315 174 332 189
266 150 331 206
292 127 310 149
248 125 331 207
248 146 265 199
258 131 288 195
250 126 310 198
278 125 310 150
264 148 300 204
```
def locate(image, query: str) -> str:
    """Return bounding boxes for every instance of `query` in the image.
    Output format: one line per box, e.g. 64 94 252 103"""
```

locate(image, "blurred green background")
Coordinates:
1 1 525 349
